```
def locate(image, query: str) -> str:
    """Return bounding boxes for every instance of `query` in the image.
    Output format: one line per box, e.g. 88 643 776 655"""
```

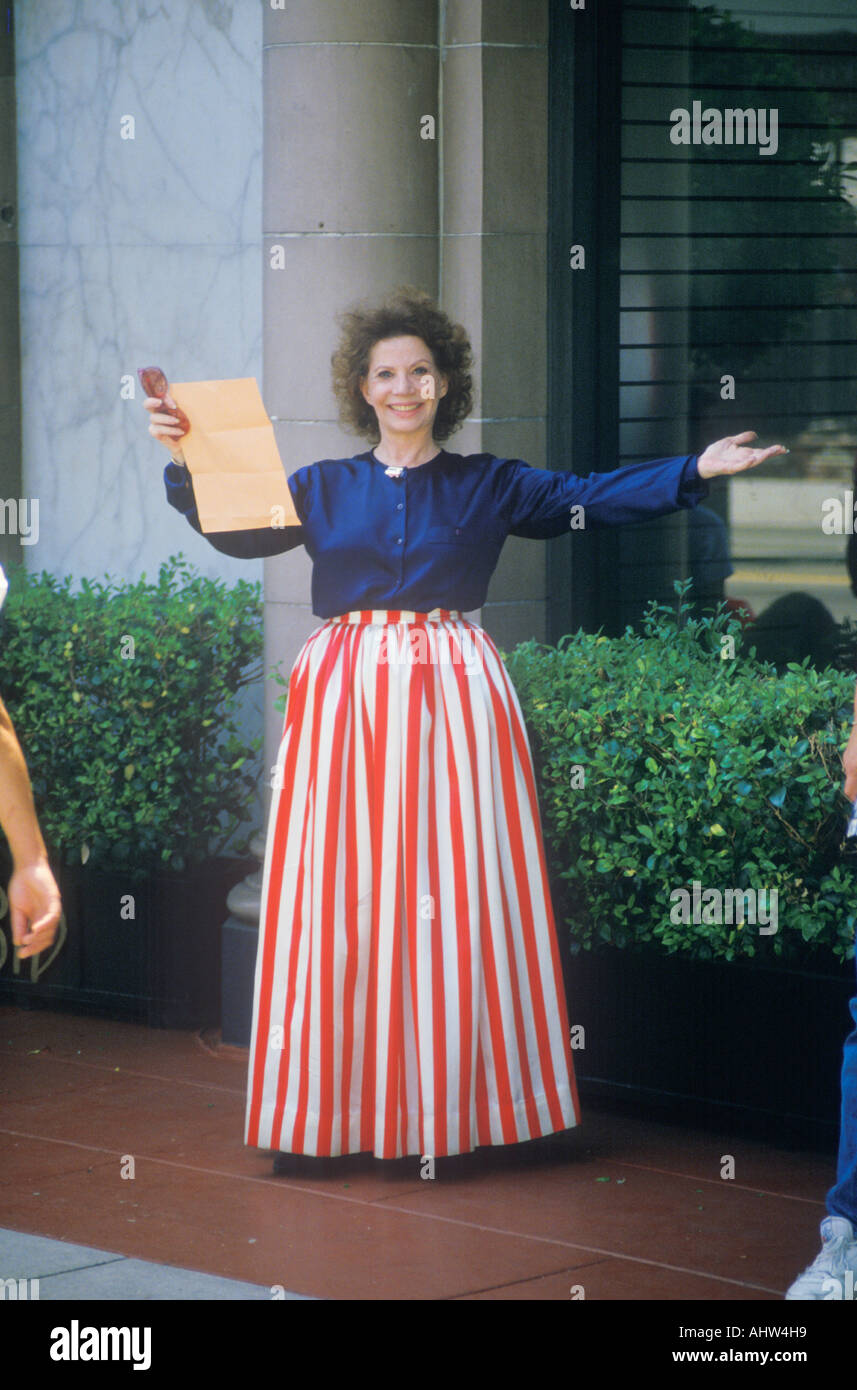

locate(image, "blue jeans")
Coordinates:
827 951 857 1226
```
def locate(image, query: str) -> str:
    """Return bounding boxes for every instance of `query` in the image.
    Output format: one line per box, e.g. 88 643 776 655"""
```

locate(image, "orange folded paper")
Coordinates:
169 378 299 532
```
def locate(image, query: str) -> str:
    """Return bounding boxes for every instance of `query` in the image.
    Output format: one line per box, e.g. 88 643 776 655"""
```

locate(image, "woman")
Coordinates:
148 286 785 1165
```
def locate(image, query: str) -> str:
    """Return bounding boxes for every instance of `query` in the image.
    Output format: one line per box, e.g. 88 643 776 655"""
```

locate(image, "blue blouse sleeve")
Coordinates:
492 454 709 539
163 462 306 559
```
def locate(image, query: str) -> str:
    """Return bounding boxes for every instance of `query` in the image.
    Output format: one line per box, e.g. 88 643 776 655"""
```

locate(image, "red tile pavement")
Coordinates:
0 1005 836 1301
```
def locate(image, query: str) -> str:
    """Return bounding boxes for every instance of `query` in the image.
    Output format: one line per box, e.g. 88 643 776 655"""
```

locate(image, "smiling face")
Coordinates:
360 335 448 441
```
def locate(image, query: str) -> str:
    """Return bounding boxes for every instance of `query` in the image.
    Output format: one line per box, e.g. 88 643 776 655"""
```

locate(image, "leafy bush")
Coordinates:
0 556 263 871
504 587 857 966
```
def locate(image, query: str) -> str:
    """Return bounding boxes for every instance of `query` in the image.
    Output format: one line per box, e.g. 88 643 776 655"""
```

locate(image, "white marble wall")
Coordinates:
14 0 263 585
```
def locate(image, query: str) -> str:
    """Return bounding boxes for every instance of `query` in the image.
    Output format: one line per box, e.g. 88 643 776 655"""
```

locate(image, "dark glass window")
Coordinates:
548 1 857 657
620 0 857 666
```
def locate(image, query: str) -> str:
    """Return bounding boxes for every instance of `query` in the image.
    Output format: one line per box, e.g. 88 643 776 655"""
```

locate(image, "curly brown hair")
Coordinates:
330 286 474 443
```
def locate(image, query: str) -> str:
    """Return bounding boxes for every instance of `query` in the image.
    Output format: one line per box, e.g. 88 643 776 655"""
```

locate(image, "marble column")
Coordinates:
0 17 21 573
13 0 267 877
14 1 263 586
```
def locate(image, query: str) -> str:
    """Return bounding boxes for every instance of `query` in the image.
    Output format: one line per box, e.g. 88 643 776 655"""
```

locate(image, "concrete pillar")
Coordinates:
261 0 440 776
443 0 550 649
227 1 551 1032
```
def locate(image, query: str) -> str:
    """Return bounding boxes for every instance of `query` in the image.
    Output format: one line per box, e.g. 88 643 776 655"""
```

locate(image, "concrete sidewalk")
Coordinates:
0 1226 311 1300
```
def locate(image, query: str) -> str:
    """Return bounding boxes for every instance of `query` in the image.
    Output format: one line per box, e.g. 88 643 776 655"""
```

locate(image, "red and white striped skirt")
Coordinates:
244 608 580 1158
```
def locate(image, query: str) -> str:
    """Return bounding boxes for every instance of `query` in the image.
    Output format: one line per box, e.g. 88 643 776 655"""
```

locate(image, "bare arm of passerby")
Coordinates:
0 697 62 959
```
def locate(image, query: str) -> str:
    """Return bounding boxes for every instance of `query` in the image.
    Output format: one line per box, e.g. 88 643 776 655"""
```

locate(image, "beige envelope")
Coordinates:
169 378 300 532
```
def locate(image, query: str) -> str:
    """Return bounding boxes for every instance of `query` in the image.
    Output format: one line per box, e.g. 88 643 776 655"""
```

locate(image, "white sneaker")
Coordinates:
785 1216 857 1300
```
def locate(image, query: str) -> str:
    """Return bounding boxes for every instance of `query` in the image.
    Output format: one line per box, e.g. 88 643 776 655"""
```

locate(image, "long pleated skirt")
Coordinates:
244 608 580 1158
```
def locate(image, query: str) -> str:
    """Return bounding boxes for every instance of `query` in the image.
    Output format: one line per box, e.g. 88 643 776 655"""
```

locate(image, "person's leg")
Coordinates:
786 961 857 1298
826 988 857 1226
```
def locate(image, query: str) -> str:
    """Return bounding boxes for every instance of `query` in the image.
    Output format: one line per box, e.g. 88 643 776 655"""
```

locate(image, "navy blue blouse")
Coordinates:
164 448 708 618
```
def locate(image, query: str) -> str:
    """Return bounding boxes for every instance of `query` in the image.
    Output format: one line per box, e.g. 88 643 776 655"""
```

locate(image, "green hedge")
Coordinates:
5 558 852 963
0 556 263 871
504 589 857 966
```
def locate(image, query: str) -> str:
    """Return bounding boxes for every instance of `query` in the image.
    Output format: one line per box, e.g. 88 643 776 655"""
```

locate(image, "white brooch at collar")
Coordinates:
384 466 405 479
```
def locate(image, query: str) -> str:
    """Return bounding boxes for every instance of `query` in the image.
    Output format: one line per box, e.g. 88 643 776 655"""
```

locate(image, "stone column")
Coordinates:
261 0 441 780
221 4 443 1042
443 0 551 650
224 2 562 1040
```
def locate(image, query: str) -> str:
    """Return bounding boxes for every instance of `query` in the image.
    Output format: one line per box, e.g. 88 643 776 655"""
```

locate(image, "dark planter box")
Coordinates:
564 945 855 1149
0 855 253 1029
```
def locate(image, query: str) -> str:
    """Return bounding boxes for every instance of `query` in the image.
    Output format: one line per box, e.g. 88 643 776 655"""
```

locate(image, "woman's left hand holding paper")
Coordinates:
139 366 190 464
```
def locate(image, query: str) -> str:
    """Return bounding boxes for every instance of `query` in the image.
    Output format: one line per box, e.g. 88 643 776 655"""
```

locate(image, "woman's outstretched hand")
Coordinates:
696 431 788 480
